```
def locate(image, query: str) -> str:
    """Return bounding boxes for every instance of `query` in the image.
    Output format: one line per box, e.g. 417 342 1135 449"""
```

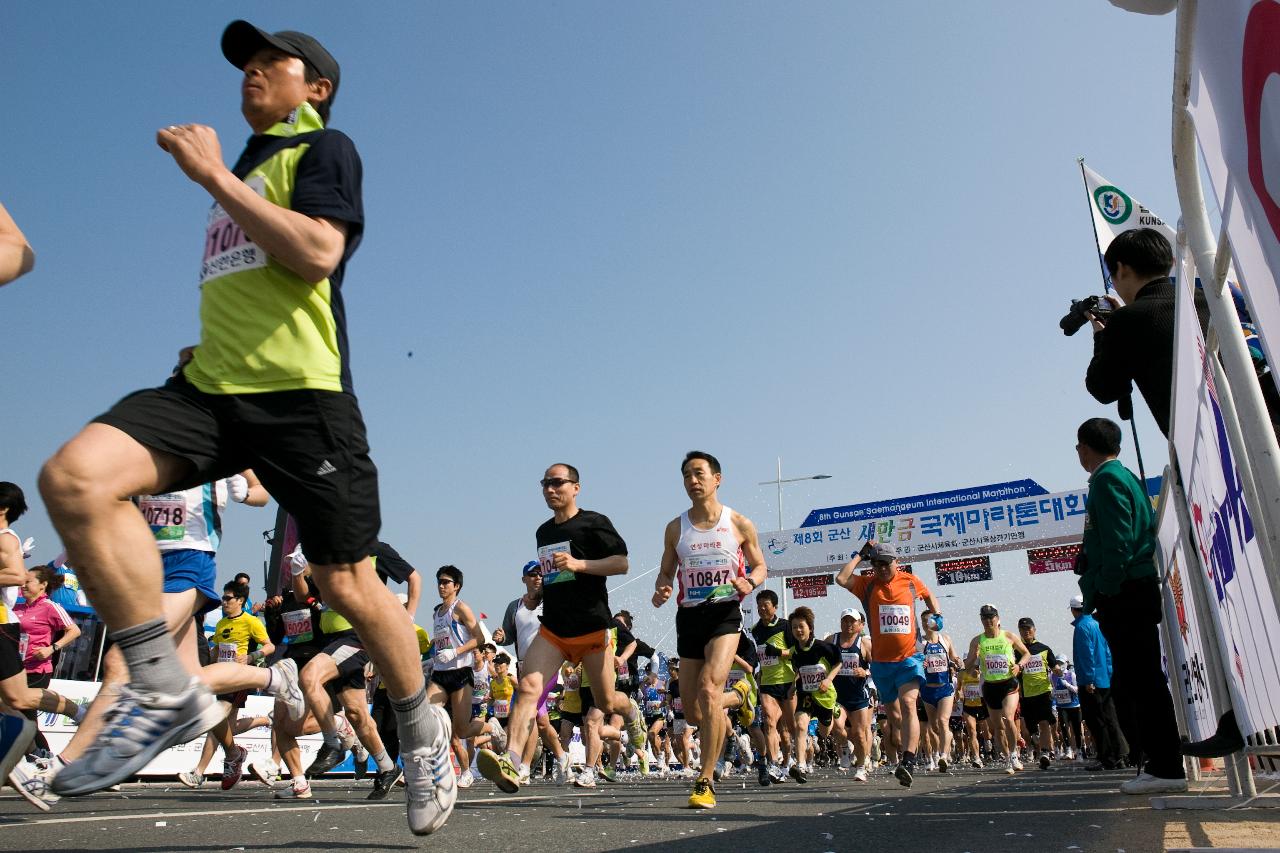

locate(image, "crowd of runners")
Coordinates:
0 18 1137 841
4 449 1123 826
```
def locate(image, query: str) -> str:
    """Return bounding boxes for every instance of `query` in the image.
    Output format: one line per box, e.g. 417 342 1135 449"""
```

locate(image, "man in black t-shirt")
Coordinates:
477 463 645 793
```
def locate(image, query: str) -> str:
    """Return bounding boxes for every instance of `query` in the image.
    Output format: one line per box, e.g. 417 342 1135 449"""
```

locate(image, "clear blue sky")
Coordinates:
3 3 1177 655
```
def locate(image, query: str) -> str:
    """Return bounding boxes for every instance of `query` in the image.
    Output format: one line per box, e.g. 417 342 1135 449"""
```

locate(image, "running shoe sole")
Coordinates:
52 680 222 797
476 749 520 794
894 764 913 787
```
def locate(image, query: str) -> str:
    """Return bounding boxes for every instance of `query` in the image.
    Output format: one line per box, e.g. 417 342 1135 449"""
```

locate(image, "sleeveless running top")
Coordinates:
137 481 229 553
922 638 950 686
959 669 983 707
979 633 1015 683
0 529 20 624
675 505 744 607
432 600 474 671
835 634 867 684
1052 671 1080 708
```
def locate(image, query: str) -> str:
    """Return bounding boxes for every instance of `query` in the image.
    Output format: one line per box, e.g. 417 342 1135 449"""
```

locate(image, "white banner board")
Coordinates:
762 488 1089 578
1171 248 1280 736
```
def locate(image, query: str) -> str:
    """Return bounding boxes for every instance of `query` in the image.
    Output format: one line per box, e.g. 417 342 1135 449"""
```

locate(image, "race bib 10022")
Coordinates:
878 604 912 635
282 609 313 644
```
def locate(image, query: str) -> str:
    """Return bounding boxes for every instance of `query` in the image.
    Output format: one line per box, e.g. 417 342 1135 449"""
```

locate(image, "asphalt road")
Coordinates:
0 763 1277 853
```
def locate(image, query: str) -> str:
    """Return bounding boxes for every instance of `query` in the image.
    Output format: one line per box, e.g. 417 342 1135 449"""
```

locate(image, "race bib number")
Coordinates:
726 669 745 688
1053 688 1072 705
678 555 736 605
1024 656 1046 674
200 177 268 284
963 681 982 702
799 664 826 693
984 654 1010 676
840 650 861 677
282 609 313 644
878 604 912 635
494 699 510 719
645 698 663 715
538 542 574 585
433 631 453 652
472 682 488 703
615 656 628 676
925 652 948 674
140 495 186 542
757 642 778 661
18 632 29 661
217 642 238 663
672 695 683 714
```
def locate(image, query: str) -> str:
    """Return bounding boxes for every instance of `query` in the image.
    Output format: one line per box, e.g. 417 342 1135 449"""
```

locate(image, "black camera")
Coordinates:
1060 295 1114 336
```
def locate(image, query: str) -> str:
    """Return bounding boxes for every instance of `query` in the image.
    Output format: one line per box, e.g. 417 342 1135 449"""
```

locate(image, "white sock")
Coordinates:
373 750 395 773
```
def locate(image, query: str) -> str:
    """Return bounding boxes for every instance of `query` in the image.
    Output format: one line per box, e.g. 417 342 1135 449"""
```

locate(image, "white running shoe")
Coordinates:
1012 755 1024 772
517 767 531 785
853 765 868 783
178 769 205 788
573 767 597 788
401 704 457 836
1119 772 1188 795
52 677 221 797
455 769 474 789
275 777 312 799
249 759 282 788
1006 756 1016 776
270 659 307 722
553 753 571 785
8 756 60 811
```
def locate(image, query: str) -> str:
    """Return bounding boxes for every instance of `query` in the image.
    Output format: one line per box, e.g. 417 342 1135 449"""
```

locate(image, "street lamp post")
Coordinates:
759 457 832 616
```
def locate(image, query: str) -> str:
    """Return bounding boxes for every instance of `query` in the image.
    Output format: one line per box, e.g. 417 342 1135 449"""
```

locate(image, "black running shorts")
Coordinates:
94 376 380 565
675 600 742 660
1020 691 1055 727
0 624 23 681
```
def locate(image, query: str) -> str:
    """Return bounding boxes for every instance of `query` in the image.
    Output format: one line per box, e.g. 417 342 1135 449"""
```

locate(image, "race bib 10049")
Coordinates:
878 604 912 635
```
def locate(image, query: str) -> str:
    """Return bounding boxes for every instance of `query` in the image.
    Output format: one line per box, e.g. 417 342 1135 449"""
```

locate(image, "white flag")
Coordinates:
1080 163 1176 293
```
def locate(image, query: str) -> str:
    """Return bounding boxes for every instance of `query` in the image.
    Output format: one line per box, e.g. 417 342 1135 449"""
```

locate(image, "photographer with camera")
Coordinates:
1080 228 1178 438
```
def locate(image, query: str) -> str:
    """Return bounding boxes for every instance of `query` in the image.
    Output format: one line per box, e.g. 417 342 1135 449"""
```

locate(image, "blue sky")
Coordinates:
2 3 1178 655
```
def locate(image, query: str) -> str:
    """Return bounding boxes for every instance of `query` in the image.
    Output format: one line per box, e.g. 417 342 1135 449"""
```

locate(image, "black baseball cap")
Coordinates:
1017 617 1035 628
221 20 341 97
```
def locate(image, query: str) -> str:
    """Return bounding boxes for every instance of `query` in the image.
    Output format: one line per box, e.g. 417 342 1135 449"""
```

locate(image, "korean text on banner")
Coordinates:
1155 490 1219 742
1171 245 1280 735
762 488 1088 579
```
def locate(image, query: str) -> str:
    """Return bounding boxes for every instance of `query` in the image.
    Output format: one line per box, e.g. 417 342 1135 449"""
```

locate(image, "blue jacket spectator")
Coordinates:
1072 610 1111 689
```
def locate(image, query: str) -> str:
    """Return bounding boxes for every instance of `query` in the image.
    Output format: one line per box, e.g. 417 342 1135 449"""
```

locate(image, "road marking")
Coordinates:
0 793 556 829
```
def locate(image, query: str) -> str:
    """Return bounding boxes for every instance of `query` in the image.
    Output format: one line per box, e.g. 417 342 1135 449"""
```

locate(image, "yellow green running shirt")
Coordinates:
184 101 365 396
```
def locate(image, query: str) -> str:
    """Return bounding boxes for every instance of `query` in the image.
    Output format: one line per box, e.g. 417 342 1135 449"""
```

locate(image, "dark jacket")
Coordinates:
1086 278 1176 437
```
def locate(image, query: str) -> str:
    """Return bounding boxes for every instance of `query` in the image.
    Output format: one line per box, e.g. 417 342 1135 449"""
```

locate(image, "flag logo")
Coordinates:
1093 185 1132 224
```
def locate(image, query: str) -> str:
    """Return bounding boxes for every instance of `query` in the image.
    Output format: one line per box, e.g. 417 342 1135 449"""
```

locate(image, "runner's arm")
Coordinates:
236 469 271 507
0 534 24 586
834 551 867 592
403 569 422 615
452 601 482 657
733 513 768 592
1010 634 1032 672
964 635 980 670
652 519 679 606
0 201 34 286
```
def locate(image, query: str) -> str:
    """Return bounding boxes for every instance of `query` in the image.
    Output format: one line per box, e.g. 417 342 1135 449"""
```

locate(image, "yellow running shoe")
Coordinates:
732 680 754 728
476 748 521 794
688 777 716 809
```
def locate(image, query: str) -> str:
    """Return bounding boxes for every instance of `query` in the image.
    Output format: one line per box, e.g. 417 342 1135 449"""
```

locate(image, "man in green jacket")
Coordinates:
1075 417 1186 794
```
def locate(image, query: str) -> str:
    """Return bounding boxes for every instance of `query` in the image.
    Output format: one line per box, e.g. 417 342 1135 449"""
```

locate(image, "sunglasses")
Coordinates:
540 477 578 489
221 594 241 602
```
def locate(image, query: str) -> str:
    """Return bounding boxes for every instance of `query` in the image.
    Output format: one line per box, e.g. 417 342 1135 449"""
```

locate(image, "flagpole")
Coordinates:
1078 157 1112 294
